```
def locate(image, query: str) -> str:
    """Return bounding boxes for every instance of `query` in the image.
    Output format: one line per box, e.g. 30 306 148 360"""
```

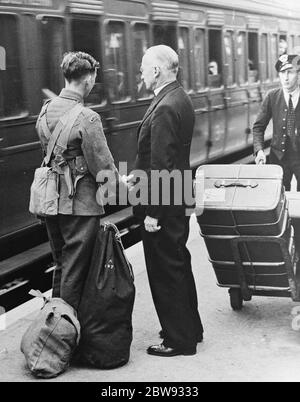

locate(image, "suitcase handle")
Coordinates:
214 180 258 189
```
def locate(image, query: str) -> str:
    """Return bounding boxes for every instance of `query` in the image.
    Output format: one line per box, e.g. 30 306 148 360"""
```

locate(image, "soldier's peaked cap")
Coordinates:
275 54 300 72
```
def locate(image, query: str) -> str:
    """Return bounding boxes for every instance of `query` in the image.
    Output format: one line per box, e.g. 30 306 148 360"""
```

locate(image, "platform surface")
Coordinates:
1 214 300 382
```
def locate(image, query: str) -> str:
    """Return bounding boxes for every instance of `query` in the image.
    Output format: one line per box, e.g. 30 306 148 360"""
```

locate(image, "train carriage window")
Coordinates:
194 29 206 91
236 32 247 85
270 34 278 81
40 17 66 97
178 27 192 91
105 21 130 103
279 35 288 55
224 31 235 87
248 32 259 83
153 23 177 50
295 36 300 51
289 35 295 53
208 30 222 88
0 15 25 118
71 18 104 105
260 34 269 82
133 23 151 99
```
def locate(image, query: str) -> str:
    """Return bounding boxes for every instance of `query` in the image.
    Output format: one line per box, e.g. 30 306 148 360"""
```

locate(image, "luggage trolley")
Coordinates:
195 165 300 310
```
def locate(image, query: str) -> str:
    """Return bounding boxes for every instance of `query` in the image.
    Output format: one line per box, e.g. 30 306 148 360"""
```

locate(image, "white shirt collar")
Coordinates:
154 81 176 96
283 87 300 109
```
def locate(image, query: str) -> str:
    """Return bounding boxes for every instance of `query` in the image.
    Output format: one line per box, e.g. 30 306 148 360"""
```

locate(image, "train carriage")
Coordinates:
1 0 300 263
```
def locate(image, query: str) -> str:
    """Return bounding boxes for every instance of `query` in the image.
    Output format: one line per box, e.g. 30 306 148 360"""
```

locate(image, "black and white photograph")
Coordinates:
1 0 300 385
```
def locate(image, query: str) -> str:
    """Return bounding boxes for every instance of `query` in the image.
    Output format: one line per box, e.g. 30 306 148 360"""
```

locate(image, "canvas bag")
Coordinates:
77 223 135 369
29 103 83 217
20 290 81 379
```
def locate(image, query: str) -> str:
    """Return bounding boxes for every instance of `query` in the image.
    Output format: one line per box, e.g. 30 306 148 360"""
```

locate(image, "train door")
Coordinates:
207 28 226 160
224 30 250 155
189 27 210 166
0 13 39 239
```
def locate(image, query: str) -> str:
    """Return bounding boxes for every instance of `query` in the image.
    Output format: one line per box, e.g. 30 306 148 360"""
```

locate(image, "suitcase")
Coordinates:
211 229 296 290
202 209 290 263
286 192 300 255
196 165 286 236
195 164 300 309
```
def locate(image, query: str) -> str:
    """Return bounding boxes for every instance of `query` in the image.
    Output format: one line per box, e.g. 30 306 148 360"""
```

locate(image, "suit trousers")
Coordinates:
141 215 203 349
45 215 99 311
270 142 300 191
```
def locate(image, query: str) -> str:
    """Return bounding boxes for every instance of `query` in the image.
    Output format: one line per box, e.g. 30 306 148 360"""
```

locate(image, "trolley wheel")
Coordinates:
229 288 243 311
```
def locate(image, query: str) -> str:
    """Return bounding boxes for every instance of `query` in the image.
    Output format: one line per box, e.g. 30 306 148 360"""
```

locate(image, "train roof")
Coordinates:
1 0 300 21
184 0 300 18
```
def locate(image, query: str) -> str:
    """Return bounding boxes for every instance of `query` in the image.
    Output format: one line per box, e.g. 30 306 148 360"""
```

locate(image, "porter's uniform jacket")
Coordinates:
253 87 300 160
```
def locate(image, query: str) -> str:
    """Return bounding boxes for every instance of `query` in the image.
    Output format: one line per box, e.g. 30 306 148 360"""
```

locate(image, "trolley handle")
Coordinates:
214 180 258 189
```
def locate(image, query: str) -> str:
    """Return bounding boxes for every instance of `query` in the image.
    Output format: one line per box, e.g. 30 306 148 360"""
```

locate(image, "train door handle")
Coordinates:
106 117 118 123
195 108 209 113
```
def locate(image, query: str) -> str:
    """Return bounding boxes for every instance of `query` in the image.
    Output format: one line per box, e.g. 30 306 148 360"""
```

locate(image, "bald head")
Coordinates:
141 45 179 91
144 45 179 75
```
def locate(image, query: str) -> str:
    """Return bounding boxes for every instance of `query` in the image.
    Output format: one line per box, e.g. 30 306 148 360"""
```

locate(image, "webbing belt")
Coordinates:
39 102 84 198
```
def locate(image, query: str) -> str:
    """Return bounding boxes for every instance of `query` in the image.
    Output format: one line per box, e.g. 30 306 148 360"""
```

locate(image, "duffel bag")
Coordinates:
77 223 135 369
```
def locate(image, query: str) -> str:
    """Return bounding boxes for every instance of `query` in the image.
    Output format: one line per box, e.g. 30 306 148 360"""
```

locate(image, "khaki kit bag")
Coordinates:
20 290 81 379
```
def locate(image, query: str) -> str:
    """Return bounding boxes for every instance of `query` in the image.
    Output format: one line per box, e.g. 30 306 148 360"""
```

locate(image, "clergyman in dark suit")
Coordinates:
129 45 203 357
253 54 300 191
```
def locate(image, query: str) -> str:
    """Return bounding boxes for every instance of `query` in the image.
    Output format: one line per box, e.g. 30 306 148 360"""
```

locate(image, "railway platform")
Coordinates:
1 214 300 383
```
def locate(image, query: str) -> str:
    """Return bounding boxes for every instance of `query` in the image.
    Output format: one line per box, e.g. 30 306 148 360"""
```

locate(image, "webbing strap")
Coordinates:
41 103 84 166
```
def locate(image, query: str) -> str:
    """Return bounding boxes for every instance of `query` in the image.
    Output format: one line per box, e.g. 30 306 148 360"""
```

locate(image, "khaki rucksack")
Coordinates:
21 290 80 379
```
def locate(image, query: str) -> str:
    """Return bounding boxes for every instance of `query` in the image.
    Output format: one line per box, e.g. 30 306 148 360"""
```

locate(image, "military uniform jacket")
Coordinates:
253 87 300 160
133 81 195 219
36 89 117 216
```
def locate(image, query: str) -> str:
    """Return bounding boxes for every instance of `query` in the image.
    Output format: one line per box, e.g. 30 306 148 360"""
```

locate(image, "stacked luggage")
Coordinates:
195 165 300 310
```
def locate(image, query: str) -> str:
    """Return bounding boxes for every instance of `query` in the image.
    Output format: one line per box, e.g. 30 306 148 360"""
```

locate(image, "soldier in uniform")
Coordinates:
36 52 119 310
253 54 300 191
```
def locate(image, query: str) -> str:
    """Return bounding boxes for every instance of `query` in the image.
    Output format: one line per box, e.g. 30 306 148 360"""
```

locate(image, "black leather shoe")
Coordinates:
159 330 203 343
147 343 197 357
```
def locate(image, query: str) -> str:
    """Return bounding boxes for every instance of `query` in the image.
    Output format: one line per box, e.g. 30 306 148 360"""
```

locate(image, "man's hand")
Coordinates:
144 216 161 233
120 174 135 190
255 150 266 165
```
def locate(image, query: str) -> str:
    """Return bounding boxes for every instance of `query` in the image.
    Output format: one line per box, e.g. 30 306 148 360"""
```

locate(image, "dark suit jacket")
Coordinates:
133 81 195 219
253 87 300 160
